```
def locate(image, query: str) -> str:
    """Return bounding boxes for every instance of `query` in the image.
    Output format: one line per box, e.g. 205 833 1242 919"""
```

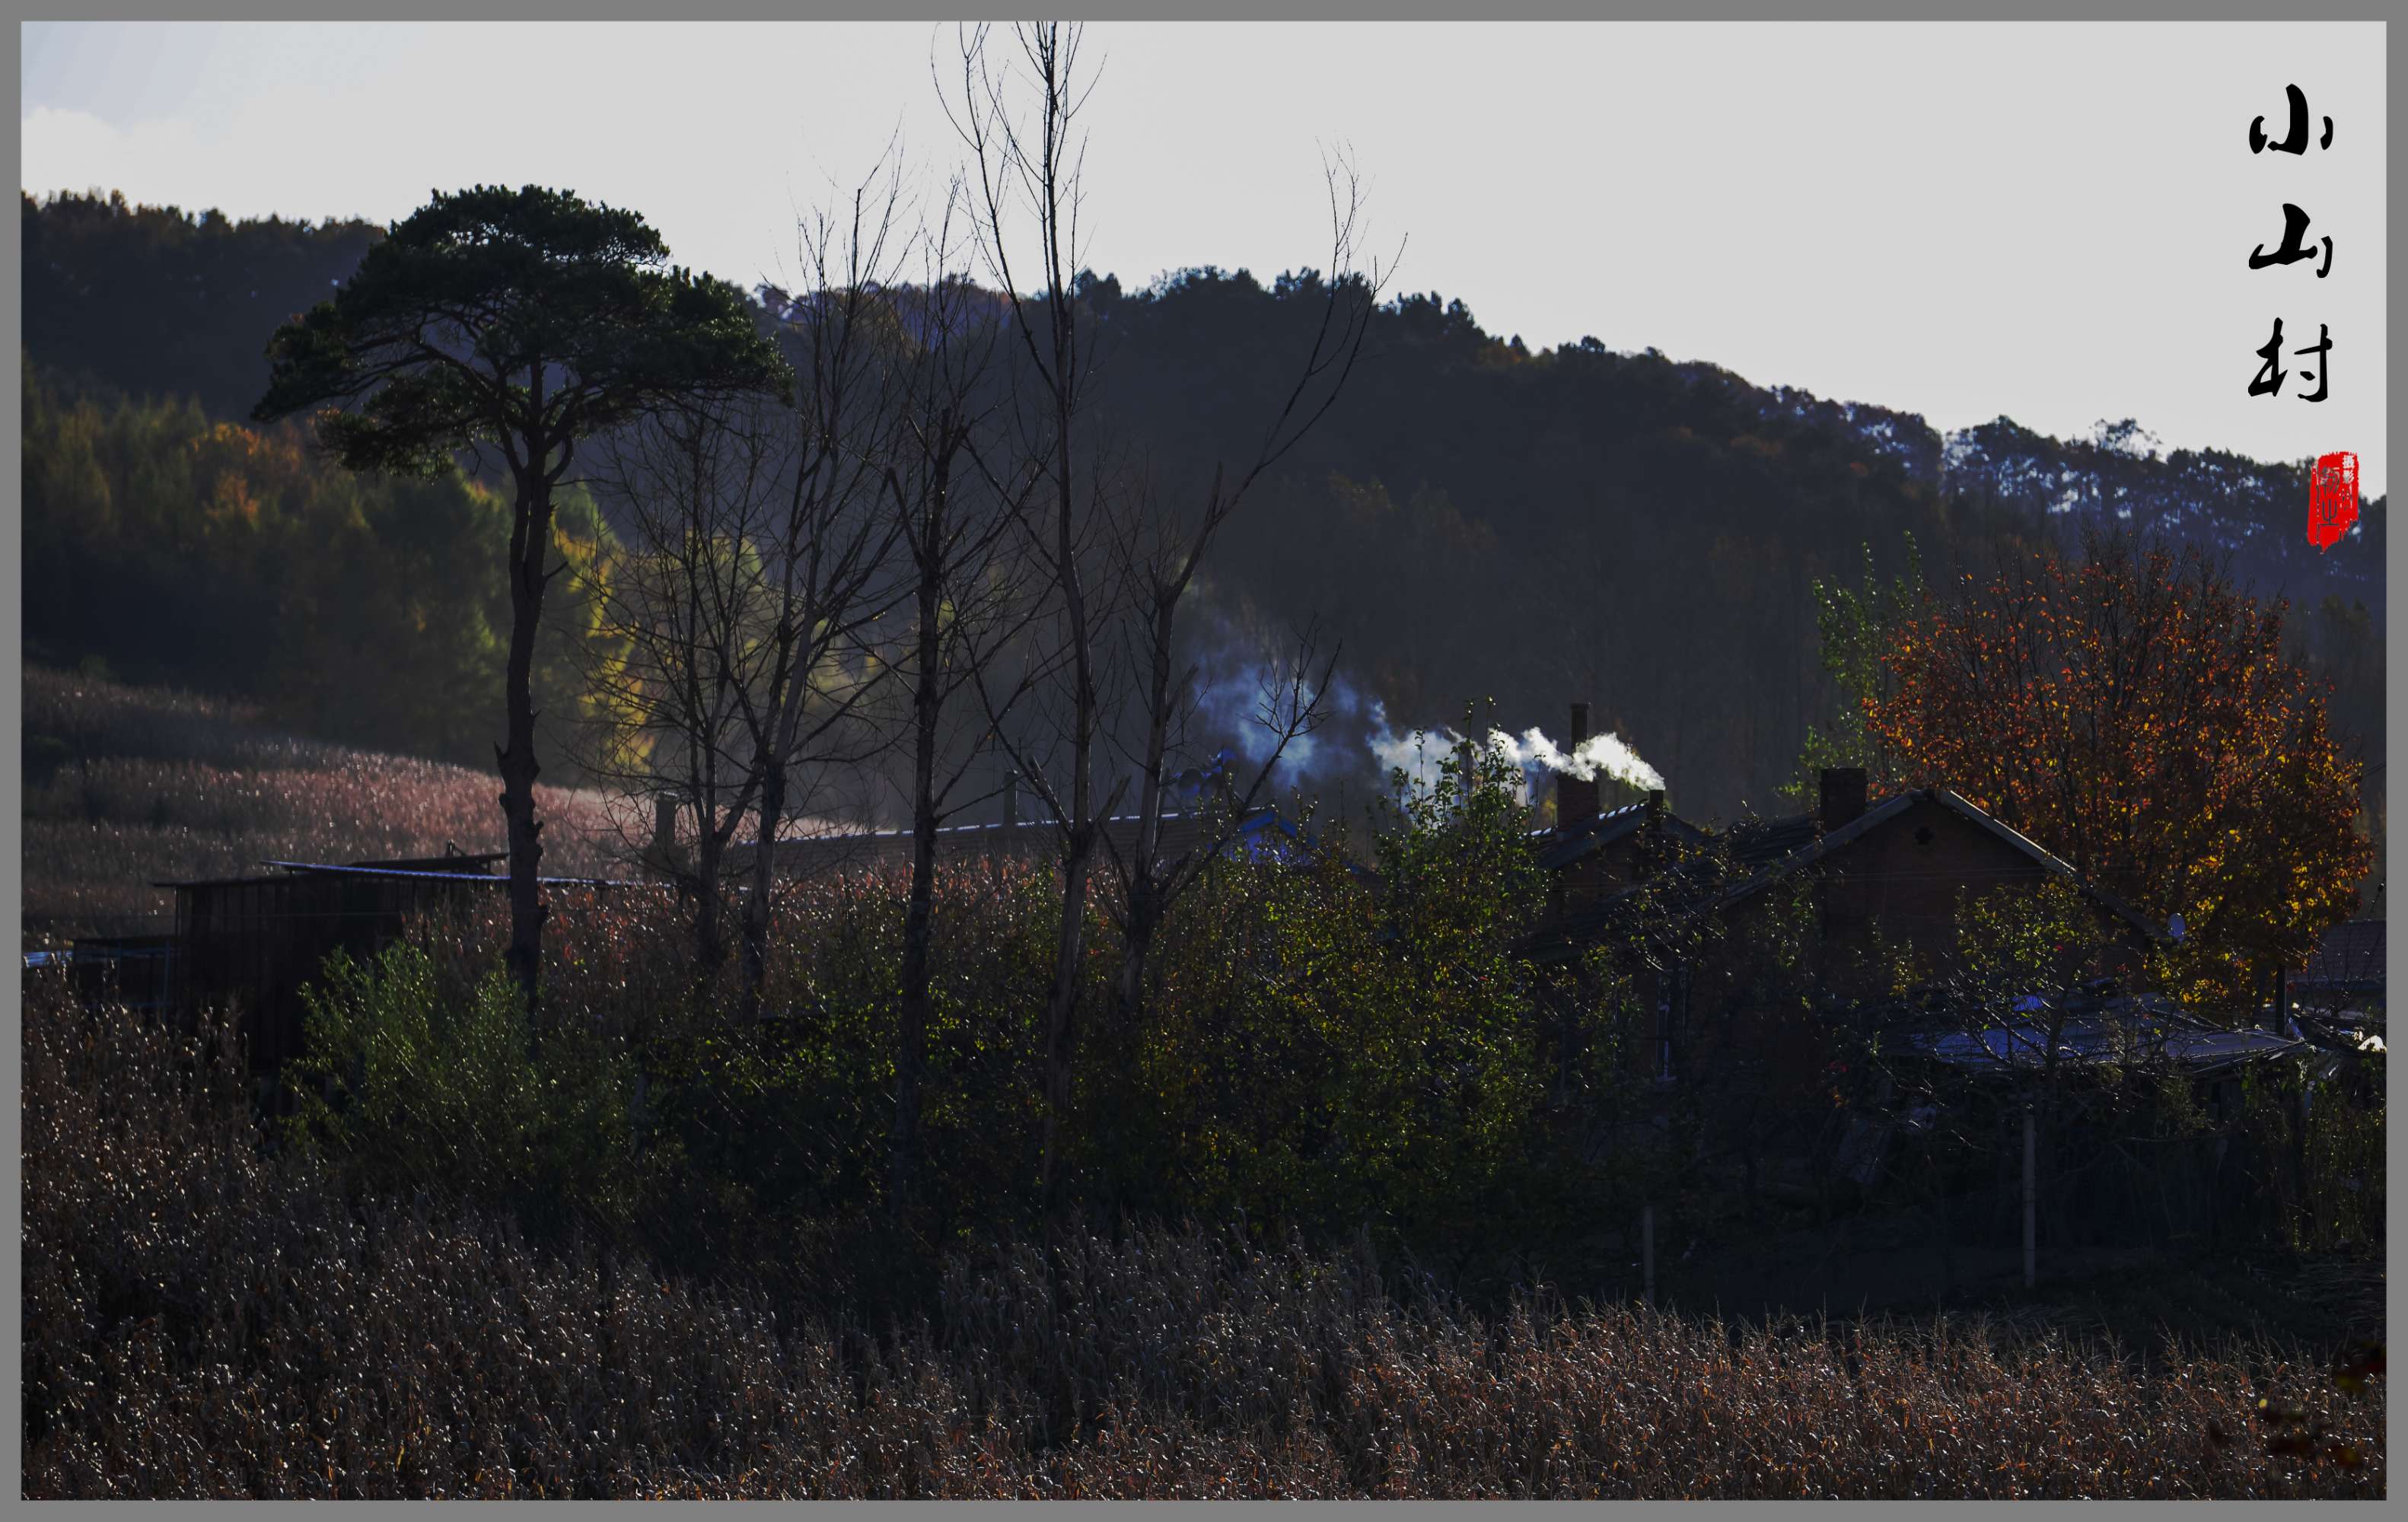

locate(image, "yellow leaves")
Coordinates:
205 470 261 530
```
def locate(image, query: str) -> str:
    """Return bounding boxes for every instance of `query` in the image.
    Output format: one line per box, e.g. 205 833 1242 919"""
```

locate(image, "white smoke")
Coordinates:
1366 702 1449 796
1192 652 1369 783
1487 726 1666 792
1363 705 1666 802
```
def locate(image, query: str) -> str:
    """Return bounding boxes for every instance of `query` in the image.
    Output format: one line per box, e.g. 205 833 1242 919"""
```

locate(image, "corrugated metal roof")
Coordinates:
1903 998 2302 1076
255 860 648 888
731 804 1350 878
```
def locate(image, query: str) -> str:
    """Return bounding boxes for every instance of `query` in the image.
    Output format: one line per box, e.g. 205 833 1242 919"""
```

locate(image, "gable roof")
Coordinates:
1713 788 2163 943
1534 799 1711 872
1524 786 2164 963
732 803 1355 880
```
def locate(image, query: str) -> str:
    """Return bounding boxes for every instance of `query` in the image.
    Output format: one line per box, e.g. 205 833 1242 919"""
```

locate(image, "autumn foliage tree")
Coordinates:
1861 530 2373 1004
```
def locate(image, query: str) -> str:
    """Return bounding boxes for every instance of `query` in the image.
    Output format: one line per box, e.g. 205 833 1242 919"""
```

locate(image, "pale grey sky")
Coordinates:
21 20 2390 495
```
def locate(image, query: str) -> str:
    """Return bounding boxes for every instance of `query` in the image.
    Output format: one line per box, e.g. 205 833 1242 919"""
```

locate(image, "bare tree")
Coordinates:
723 168 922 1020
581 165 915 1019
583 395 792 985
882 188 1034 1211
944 21 1118 1198
1096 161 1385 1036
941 23 1400 1200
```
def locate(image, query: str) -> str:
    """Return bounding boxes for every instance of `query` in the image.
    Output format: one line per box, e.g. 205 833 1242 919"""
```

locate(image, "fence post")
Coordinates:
1642 1202 1655 1309
2022 1100 2037 1290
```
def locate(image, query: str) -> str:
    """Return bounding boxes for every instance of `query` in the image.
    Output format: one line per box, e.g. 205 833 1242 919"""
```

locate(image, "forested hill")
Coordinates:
22 191 383 424
19 192 2385 823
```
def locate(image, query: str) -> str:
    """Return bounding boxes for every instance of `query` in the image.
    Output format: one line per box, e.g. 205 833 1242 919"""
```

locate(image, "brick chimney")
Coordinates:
1818 767 1868 833
1559 702 1599 830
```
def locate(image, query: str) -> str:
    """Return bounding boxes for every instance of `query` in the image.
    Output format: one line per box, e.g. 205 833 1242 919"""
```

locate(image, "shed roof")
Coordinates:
1902 997 2303 1078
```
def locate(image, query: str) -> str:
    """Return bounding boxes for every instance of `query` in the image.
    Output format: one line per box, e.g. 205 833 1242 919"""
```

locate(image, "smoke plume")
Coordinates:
1364 707 1667 803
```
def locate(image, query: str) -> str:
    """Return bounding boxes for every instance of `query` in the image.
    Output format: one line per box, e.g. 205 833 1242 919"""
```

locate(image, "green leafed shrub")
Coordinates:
282 941 645 1234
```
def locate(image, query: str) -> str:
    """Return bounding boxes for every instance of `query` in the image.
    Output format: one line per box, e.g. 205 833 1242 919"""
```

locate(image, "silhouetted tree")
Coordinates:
255 185 792 1007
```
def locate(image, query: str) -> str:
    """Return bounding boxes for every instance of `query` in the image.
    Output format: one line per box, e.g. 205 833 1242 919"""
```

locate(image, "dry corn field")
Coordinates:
22 665 623 942
21 980 2384 1500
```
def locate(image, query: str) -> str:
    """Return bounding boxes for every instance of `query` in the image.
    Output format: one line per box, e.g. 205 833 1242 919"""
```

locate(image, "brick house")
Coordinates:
1532 766 2164 1091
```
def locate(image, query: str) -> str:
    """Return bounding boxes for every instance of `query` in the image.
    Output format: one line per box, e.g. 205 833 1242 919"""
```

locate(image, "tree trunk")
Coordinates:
1036 358 1094 1201
1934 1143 1954 1301
891 584 945 1212
498 468 555 1011
692 820 726 977
737 758 784 1024
1040 823 1094 1199
1113 596 1177 1036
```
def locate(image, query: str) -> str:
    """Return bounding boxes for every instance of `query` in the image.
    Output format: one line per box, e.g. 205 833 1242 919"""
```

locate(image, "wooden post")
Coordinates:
2022 1100 2037 1290
995 770 1019 890
1642 1202 1656 1309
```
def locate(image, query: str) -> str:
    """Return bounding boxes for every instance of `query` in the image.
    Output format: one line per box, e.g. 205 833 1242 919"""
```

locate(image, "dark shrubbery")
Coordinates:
21 970 2384 1497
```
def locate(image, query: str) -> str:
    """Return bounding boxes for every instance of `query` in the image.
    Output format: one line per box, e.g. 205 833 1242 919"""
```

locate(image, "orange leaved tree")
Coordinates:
1861 530 2372 1006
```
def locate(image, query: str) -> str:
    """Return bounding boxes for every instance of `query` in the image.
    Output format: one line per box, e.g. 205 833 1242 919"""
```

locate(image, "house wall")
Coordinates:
1670 796 2152 1111
1556 836 1635 911
174 874 479 1074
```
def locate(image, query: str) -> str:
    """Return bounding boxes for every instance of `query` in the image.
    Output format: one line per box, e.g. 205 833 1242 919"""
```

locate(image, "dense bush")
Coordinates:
282 944 651 1237
338 748 1646 1287
2238 1041 2388 1255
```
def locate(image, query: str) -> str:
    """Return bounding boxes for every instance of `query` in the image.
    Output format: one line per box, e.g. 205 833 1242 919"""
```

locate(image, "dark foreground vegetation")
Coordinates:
24 833 2388 1501
21 969 2386 1499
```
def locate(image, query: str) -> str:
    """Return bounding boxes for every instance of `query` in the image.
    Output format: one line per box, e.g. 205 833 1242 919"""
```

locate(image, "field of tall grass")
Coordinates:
21 968 2385 1499
21 664 623 944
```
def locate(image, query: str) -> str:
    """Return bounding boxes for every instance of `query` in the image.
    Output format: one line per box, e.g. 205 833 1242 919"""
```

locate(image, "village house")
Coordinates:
1530 753 2167 1093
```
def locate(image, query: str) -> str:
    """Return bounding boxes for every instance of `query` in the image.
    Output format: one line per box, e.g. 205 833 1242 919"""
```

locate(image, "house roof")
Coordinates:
1534 800 1710 872
1725 812 1821 871
734 804 1354 880
1712 788 2163 943
1902 995 2303 1078
1522 786 2162 963
156 859 645 890
2295 919 2384 993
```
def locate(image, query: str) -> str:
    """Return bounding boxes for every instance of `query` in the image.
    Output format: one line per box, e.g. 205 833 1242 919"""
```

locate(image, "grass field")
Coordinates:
20 973 2384 1499
21 664 625 946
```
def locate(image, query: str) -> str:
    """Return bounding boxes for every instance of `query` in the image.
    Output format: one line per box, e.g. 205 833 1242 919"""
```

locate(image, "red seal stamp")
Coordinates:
2308 451 2359 551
